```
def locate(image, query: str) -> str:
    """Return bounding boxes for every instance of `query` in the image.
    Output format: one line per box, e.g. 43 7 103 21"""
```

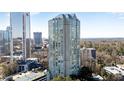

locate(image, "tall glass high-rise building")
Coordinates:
48 14 80 78
10 12 31 61
33 32 42 47
0 26 11 56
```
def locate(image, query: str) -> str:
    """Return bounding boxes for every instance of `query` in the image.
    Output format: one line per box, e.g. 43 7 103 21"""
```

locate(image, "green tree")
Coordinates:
78 67 93 81
53 76 72 81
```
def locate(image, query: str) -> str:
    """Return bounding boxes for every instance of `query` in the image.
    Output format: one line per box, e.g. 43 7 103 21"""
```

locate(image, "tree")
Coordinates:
53 76 72 81
1 61 17 78
78 67 93 81
70 74 78 80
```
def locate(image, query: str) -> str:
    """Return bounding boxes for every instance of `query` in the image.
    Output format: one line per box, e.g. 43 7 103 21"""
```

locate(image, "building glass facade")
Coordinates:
0 27 11 56
10 12 31 59
33 32 42 47
48 14 80 78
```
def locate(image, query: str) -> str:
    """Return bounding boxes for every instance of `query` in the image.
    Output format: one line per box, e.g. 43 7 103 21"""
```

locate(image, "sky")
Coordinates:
1 12 124 38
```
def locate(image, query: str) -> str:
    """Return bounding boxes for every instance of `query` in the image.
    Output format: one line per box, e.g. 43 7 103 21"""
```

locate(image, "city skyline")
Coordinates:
1 12 124 38
1 12 124 81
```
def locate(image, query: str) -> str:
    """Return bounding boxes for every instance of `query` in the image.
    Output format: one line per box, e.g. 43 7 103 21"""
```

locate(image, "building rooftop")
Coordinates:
80 47 96 50
13 71 45 81
27 58 38 61
92 74 103 80
55 14 77 19
104 66 124 75
87 48 96 50
1 55 23 59
4 70 47 81
48 14 79 22
116 64 124 70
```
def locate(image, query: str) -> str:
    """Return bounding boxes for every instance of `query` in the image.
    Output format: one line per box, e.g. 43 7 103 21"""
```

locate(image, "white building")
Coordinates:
103 66 124 76
48 14 80 78
116 64 124 70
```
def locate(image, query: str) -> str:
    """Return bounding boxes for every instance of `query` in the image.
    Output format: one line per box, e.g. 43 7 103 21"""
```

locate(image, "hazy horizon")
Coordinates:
1 12 124 38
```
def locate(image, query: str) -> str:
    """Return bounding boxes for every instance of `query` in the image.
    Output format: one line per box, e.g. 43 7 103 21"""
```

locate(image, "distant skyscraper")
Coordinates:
10 12 31 61
33 32 42 47
48 14 80 78
0 26 11 56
